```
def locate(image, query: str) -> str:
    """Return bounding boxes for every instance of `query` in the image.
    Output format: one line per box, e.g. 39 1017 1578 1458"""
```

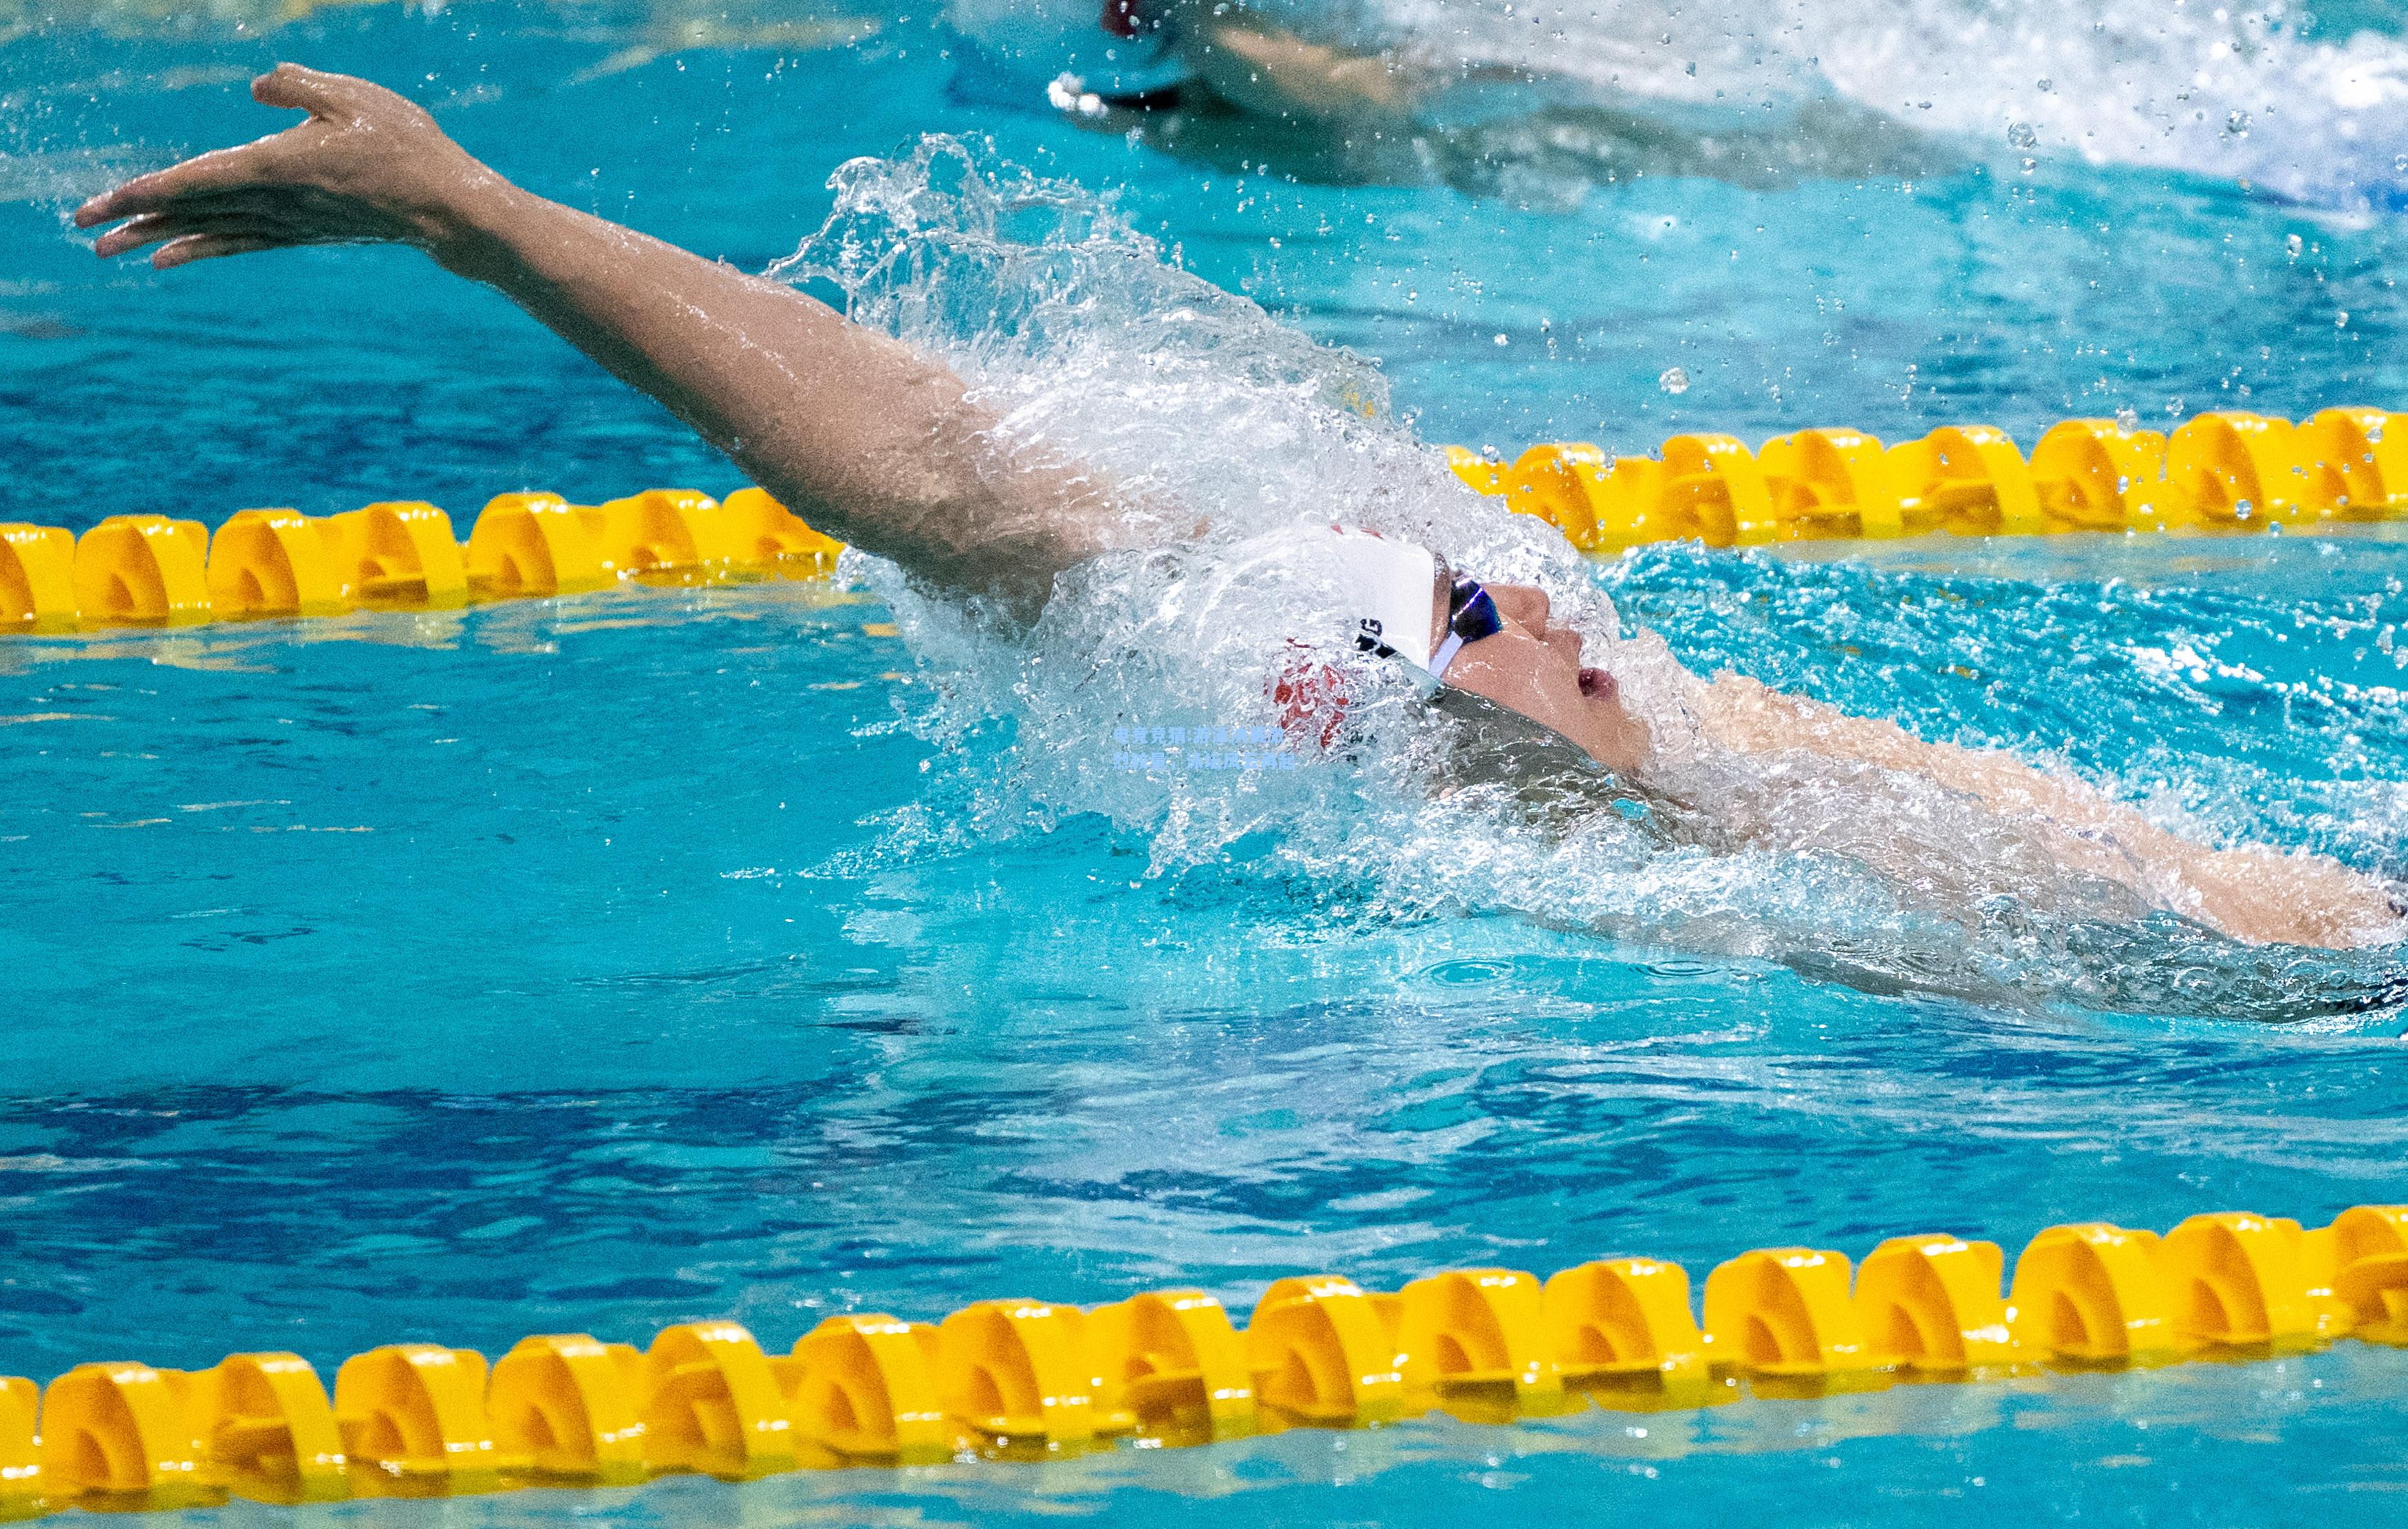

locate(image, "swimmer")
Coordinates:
76 65 2401 953
1053 2 1939 195
1075 0 1419 125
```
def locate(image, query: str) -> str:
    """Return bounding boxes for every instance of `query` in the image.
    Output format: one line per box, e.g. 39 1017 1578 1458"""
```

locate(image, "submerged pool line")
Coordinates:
1450 404 2408 549
2 1203 2403 1514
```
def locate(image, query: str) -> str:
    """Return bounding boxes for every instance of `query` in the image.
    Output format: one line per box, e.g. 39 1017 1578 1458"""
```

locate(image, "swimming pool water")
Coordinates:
8 1 2408 1523
8 570 2408 1523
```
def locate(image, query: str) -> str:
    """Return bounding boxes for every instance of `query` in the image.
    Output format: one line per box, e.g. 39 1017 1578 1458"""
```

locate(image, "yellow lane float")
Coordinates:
1452 405 2408 550
1 1198 2403 1515
0 487 842 637
8 403 2402 638
72 516 211 627
0 525 76 633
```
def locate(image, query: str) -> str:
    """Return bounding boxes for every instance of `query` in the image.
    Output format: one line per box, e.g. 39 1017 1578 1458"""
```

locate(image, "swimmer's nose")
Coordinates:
1578 666 1617 701
1487 583 1551 633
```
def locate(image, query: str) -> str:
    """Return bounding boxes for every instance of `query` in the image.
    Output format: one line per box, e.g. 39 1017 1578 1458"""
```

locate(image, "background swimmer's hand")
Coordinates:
74 64 499 268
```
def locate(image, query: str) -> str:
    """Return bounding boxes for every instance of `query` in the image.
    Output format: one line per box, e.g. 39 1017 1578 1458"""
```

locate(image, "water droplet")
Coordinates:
2116 475 2131 493
2286 232 2303 257
1494 332 1510 347
2339 311 2351 328
2370 424 2385 444
1659 366 1690 395
2114 406 2140 431
2235 499 2255 519
2036 78 2054 91
1480 444 1501 462
2226 109 2250 135
2021 158 2037 175
2006 122 2037 149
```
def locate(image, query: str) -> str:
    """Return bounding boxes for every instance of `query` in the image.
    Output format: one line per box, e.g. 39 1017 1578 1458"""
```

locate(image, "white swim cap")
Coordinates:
1311 523 1443 672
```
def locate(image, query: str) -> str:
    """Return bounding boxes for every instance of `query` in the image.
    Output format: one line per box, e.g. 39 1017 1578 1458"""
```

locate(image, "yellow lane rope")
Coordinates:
1450 406 2408 549
11 402 2399 637
1 1202 2402 1512
0 488 841 636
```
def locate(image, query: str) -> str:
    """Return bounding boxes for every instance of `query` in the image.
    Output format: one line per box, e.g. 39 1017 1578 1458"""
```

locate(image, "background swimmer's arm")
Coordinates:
74 64 1121 616
1174 17 1410 122
1695 674 2397 949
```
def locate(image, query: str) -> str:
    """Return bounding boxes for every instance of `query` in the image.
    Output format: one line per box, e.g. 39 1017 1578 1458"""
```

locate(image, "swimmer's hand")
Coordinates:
76 63 1130 616
74 64 499 268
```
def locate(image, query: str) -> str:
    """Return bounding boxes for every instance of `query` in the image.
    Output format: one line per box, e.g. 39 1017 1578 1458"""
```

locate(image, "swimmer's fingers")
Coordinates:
74 142 291 231
87 212 179 259
152 232 284 269
89 185 299 249
76 69 409 234
89 195 343 265
249 62 372 120
91 210 281 263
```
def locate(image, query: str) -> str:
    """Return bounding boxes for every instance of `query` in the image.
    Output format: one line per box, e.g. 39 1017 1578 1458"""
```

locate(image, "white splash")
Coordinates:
775 134 2404 1017
1422 0 2408 207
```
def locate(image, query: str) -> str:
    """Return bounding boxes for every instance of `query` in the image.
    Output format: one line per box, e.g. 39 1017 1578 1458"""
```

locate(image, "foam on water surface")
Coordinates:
1385 0 2408 200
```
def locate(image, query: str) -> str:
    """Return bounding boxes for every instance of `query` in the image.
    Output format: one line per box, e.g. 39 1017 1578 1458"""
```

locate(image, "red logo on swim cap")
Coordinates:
1271 642 1351 757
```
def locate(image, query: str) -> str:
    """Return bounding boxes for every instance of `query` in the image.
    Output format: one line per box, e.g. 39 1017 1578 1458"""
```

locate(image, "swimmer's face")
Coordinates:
1432 576 1651 772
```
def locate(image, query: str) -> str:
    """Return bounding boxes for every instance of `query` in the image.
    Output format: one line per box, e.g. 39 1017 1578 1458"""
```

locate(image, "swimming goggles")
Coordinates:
1332 530 1505 680
1429 574 1505 678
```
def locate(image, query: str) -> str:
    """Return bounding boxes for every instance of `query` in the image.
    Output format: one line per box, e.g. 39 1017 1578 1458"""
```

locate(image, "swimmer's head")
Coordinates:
1290 524 1651 772
1100 0 1164 39
1306 524 1452 673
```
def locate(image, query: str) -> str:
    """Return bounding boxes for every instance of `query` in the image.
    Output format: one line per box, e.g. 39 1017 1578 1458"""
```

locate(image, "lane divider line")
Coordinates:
2 1202 2402 1512
1451 406 2408 548
0 488 843 636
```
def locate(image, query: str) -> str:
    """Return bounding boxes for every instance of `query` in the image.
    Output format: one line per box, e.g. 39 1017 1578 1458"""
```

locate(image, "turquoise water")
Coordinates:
8 1 2408 1522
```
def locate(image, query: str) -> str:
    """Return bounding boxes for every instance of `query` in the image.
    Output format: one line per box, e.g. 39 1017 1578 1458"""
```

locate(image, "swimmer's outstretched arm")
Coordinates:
1697 673 2399 949
75 64 1121 615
